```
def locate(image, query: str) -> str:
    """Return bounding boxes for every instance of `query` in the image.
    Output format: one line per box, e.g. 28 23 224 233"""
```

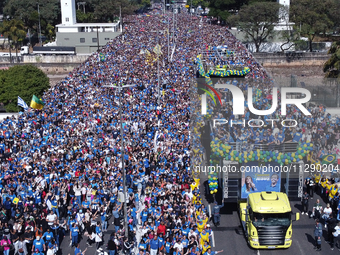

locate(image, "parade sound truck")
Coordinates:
220 159 303 249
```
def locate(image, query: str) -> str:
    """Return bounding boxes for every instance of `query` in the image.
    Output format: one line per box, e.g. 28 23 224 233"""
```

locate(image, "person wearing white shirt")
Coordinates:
46 211 57 227
322 203 332 227
173 239 183 252
183 190 193 200
333 223 340 250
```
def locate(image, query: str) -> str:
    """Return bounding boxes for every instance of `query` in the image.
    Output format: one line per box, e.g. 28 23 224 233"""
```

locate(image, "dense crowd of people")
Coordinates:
0 6 270 255
2 3 339 255
209 79 340 160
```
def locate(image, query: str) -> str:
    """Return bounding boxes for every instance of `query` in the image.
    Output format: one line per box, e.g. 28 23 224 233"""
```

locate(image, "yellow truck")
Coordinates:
239 191 300 249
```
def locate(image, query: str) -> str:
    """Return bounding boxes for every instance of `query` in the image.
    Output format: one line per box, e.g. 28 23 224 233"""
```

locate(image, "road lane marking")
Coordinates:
212 231 215 247
295 238 306 255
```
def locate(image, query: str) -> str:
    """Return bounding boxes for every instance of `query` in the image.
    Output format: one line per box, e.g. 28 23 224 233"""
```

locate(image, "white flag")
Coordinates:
17 96 28 111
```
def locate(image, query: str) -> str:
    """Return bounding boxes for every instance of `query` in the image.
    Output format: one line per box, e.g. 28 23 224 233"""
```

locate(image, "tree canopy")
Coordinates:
0 65 49 112
324 41 340 79
227 2 281 52
208 0 276 22
2 0 143 44
290 0 334 52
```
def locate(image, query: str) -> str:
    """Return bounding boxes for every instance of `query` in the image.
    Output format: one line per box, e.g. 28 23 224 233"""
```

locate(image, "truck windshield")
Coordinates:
252 212 291 227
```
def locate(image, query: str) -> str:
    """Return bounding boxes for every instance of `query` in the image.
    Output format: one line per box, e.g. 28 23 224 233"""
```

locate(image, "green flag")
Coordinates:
99 53 105 61
30 95 44 110
321 154 336 165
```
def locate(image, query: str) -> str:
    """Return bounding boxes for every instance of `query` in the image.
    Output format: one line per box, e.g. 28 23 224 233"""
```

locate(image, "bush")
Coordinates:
0 65 49 112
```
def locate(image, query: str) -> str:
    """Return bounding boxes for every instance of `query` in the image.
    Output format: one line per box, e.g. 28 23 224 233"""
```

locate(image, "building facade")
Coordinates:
56 0 121 54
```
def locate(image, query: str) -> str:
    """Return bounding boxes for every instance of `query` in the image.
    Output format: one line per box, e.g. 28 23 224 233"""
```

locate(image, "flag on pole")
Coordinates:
153 44 162 55
322 154 336 165
30 95 44 110
99 53 105 61
17 96 28 111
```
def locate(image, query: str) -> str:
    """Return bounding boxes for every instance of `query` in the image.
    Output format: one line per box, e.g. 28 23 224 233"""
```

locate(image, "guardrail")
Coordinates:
209 121 299 153
221 142 299 153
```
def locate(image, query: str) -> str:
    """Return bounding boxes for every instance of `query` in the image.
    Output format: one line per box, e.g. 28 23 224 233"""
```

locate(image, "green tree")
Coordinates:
0 0 8 14
0 19 26 58
191 0 208 9
227 2 281 52
328 0 340 34
93 0 136 22
76 9 95 23
208 0 276 22
290 0 333 52
0 65 49 112
45 23 55 42
208 0 243 21
323 41 340 79
3 0 60 40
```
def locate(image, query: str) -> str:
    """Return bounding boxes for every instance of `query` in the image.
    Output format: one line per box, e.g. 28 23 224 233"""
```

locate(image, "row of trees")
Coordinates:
0 19 26 56
0 0 149 47
198 0 340 53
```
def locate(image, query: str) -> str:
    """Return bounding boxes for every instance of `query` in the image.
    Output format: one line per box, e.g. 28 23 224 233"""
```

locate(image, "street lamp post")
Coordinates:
103 83 128 238
167 17 170 61
172 5 175 46
120 5 123 33
157 30 160 106
37 3 42 46
190 0 192 17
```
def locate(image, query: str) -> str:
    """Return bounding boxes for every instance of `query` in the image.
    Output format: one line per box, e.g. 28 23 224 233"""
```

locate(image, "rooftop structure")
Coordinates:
56 0 121 54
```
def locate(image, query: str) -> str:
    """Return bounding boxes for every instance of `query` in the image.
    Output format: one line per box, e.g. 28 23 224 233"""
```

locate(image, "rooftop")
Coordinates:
248 192 292 213
56 22 119 27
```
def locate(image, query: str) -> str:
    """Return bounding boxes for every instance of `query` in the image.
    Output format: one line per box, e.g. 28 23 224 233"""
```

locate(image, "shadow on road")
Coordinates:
293 203 303 213
305 233 315 246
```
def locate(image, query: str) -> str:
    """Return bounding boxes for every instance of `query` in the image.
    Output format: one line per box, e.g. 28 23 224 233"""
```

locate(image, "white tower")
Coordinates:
277 0 290 24
60 0 77 25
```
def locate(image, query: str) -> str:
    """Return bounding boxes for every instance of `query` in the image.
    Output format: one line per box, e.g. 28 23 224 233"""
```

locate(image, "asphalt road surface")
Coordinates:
212 195 340 255
58 195 337 255
59 223 114 255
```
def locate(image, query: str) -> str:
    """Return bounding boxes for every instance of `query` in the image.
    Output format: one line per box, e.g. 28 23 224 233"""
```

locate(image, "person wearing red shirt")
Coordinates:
157 221 166 236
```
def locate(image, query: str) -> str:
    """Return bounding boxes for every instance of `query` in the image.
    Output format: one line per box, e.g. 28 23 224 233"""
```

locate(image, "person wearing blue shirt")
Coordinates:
277 130 285 143
241 176 257 198
82 199 90 209
253 132 262 144
32 236 45 253
32 250 44 255
149 235 159 255
95 221 102 249
211 201 225 226
165 238 172 254
141 208 148 225
75 242 87 255
182 235 189 253
70 223 79 247
42 229 54 245
292 130 302 143
158 233 165 253
138 240 147 252
51 196 59 218
100 209 108 232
